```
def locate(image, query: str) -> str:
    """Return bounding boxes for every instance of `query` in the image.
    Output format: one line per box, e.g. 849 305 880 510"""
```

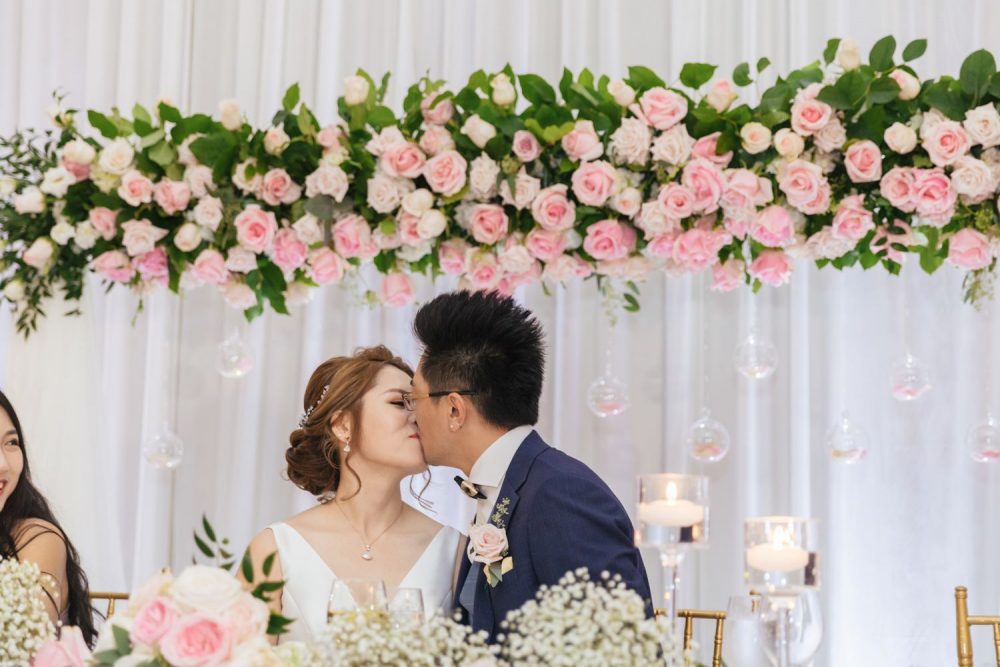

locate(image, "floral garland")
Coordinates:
2 36 999 335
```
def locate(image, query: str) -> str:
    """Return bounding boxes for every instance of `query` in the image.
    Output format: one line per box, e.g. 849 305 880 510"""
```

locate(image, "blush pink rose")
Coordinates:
118 170 154 206
260 168 301 206
947 228 993 270
922 120 970 167
121 219 168 256
270 228 307 272
61 159 90 183
32 627 91 667
750 205 795 247
691 132 733 168
913 168 957 225
681 158 724 214
379 272 415 306
880 166 917 212
193 249 229 285
711 259 745 292
672 228 726 270
92 250 135 282
724 215 749 240
422 150 467 196
844 140 883 183
131 596 178 647
831 194 875 242
307 247 346 284
639 87 688 131
469 204 509 245
154 179 192 215
438 239 470 275
790 91 833 136
222 281 258 310
89 207 119 240
721 169 773 214
531 184 576 231
644 231 679 259
512 130 542 162
525 228 568 262
779 159 831 214
133 247 169 285
418 125 455 156
657 183 696 221
332 214 377 259
542 254 594 282
749 250 793 287
561 120 603 162
159 613 232 667
571 160 618 206
582 219 636 261
468 523 508 564
234 205 277 253
380 142 426 179
421 93 455 125
315 124 343 148
465 252 503 290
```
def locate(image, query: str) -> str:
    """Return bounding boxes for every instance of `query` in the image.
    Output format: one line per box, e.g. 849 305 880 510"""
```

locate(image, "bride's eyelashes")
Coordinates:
389 399 406 409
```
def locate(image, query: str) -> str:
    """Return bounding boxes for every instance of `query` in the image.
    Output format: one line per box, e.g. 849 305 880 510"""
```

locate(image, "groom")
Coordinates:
410 290 652 637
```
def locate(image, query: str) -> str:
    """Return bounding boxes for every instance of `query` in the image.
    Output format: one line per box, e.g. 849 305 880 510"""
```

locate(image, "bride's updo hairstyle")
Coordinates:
286 345 413 498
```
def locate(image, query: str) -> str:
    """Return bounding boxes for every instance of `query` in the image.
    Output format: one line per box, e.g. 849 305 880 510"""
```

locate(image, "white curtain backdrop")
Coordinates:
2 1 999 664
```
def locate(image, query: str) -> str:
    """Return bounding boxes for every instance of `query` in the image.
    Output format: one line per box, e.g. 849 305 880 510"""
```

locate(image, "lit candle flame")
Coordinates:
666 482 678 501
771 525 795 548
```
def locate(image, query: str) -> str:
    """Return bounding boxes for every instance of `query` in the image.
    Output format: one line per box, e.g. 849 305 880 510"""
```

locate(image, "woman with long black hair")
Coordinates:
0 389 95 645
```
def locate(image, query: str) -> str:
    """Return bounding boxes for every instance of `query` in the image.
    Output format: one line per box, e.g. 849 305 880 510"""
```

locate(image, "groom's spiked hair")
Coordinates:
414 290 545 428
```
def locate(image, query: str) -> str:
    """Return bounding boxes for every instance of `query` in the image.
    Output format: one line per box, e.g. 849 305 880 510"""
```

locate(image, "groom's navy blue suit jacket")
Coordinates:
454 430 652 638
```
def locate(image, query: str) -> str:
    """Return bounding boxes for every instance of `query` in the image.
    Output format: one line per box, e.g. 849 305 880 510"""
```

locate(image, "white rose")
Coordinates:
651 124 694 165
609 118 651 166
964 103 1000 149
170 565 243 613
773 128 805 158
193 195 223 231
611 187 643 217
284 282 314 307
491 73 516 106
891 69 921 101
232 158 261 194
397 240 432 262
461 114 497 149
3 279 25 302
499 169 541 211
402 188 434 216
184 165 215 199
608 79 636 107
13 187 46 214
951 156 997 203
417 209 447 239
564 228 583 250
74 221 98 250
499 244 533 275
884 122 918 154
813 117 847 152
292 213 323 245
836 38 861 71
304 164 349 201
367 174 404 213
219 99 243 131
263 126 290 155
739 122 772 154
40 166 73 197
0 176 16 195
919 108 946 140
468 154 500 200
50 221 75 246
62 139 96 165
98 138 135 175
365 126 406 156
173 222 202 252
23 237 55 269
321 143 350 166
344 75 370 106
706 79 738 112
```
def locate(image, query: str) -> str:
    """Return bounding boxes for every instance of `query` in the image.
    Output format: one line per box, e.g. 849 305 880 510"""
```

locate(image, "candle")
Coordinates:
638 483 705 527
746 526 809 572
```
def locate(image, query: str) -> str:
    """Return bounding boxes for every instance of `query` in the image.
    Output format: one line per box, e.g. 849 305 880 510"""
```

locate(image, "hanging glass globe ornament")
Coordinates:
587 374 631 418
890 353 931 401
217 330 254 379
734 334 778 380
687 408 731 462
968 415 1000 463
825 411 869 464
143 423 184 469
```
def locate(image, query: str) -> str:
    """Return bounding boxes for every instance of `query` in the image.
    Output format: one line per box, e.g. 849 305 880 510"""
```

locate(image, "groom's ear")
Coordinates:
446 393 468 431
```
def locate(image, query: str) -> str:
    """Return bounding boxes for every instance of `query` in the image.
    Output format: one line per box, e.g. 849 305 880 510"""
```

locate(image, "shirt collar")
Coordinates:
468 425 535 489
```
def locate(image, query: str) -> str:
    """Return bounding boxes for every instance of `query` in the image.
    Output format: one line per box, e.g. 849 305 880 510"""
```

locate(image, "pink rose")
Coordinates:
922 120 970 167
193 249 229 285
639 87 688 131
61 159 90 182
913 168 957 225
332 214 376 259
305 164 349 201
644 232 678 259
315 124 343 148
681 158 724 214
307 247 346 284
234 205 277 253
438 240 469 275
583 219 636 261
512 130 542 162
133 247 168 285
468 523 508 564
561 120 603 162
159 613 232 667
270 228 307 272
750 205 795 247
92 250 135 282
749 250 793 287
948 228 993 270
222 281 257 310
844 140 883 183
421 93 455 125
657 184 696 221
499 169 541 210
379 272 415 306
32 626 91 667
691 132 733 168
790 93 833 136
122 219 168 256
711 259 745 292
154 179 192 215
225 247 258 274
531 184 576 231
465 252 503 290
525 228 567 262
260 168 301 206
542 254 594 282
724 215 749 240
220 595 270 646
779 159 831 214
831 195 875 242
571 160 618 206
118 170 154 206
469 204 509 245
422 150 467 196
672 228 726 270
418 125 455 156
380 142 426 179
89 207 119 240
880 167 917 212
721 169 773 214
131 596 177 647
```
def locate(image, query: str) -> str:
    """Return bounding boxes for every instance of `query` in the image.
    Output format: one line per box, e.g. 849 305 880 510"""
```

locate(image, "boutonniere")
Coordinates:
469 497 514 587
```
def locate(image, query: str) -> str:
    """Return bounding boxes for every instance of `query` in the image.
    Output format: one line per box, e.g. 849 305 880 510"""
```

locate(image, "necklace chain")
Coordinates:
333 500 405 561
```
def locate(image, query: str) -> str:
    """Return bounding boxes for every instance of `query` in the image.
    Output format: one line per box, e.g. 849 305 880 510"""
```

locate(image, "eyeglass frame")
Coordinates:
401 389 476 411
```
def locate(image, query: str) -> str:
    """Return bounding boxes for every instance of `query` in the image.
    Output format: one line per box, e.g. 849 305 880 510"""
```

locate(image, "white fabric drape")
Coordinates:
3 1 1000 664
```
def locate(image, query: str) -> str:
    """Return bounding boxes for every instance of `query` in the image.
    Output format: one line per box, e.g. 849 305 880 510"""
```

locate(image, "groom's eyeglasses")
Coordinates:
401 390 476 411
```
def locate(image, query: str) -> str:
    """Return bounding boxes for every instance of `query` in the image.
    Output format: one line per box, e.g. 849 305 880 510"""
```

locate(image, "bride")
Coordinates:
242 345 462 641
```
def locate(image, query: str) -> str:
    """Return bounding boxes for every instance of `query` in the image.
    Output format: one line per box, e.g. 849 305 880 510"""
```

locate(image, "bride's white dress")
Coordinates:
268 521 462 642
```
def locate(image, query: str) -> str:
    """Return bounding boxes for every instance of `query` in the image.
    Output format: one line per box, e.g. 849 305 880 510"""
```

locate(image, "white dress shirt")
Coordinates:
467 425 535 526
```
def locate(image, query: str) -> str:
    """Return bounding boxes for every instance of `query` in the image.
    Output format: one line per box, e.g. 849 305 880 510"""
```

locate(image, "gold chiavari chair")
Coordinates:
956 586 1000 666
654 607 727 667
89 591 129 618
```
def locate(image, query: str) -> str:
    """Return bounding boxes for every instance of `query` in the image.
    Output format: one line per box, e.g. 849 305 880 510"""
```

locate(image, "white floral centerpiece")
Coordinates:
498 568 693 667
0 558 56 664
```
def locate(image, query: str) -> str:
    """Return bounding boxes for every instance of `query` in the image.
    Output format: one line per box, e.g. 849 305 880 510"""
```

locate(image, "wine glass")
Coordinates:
722 594 769 667
389 587 425 629
758 591 823 667
327 578 388 621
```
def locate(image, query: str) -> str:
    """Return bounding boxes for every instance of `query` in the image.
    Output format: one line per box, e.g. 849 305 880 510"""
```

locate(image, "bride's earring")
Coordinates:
343 437 351 454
